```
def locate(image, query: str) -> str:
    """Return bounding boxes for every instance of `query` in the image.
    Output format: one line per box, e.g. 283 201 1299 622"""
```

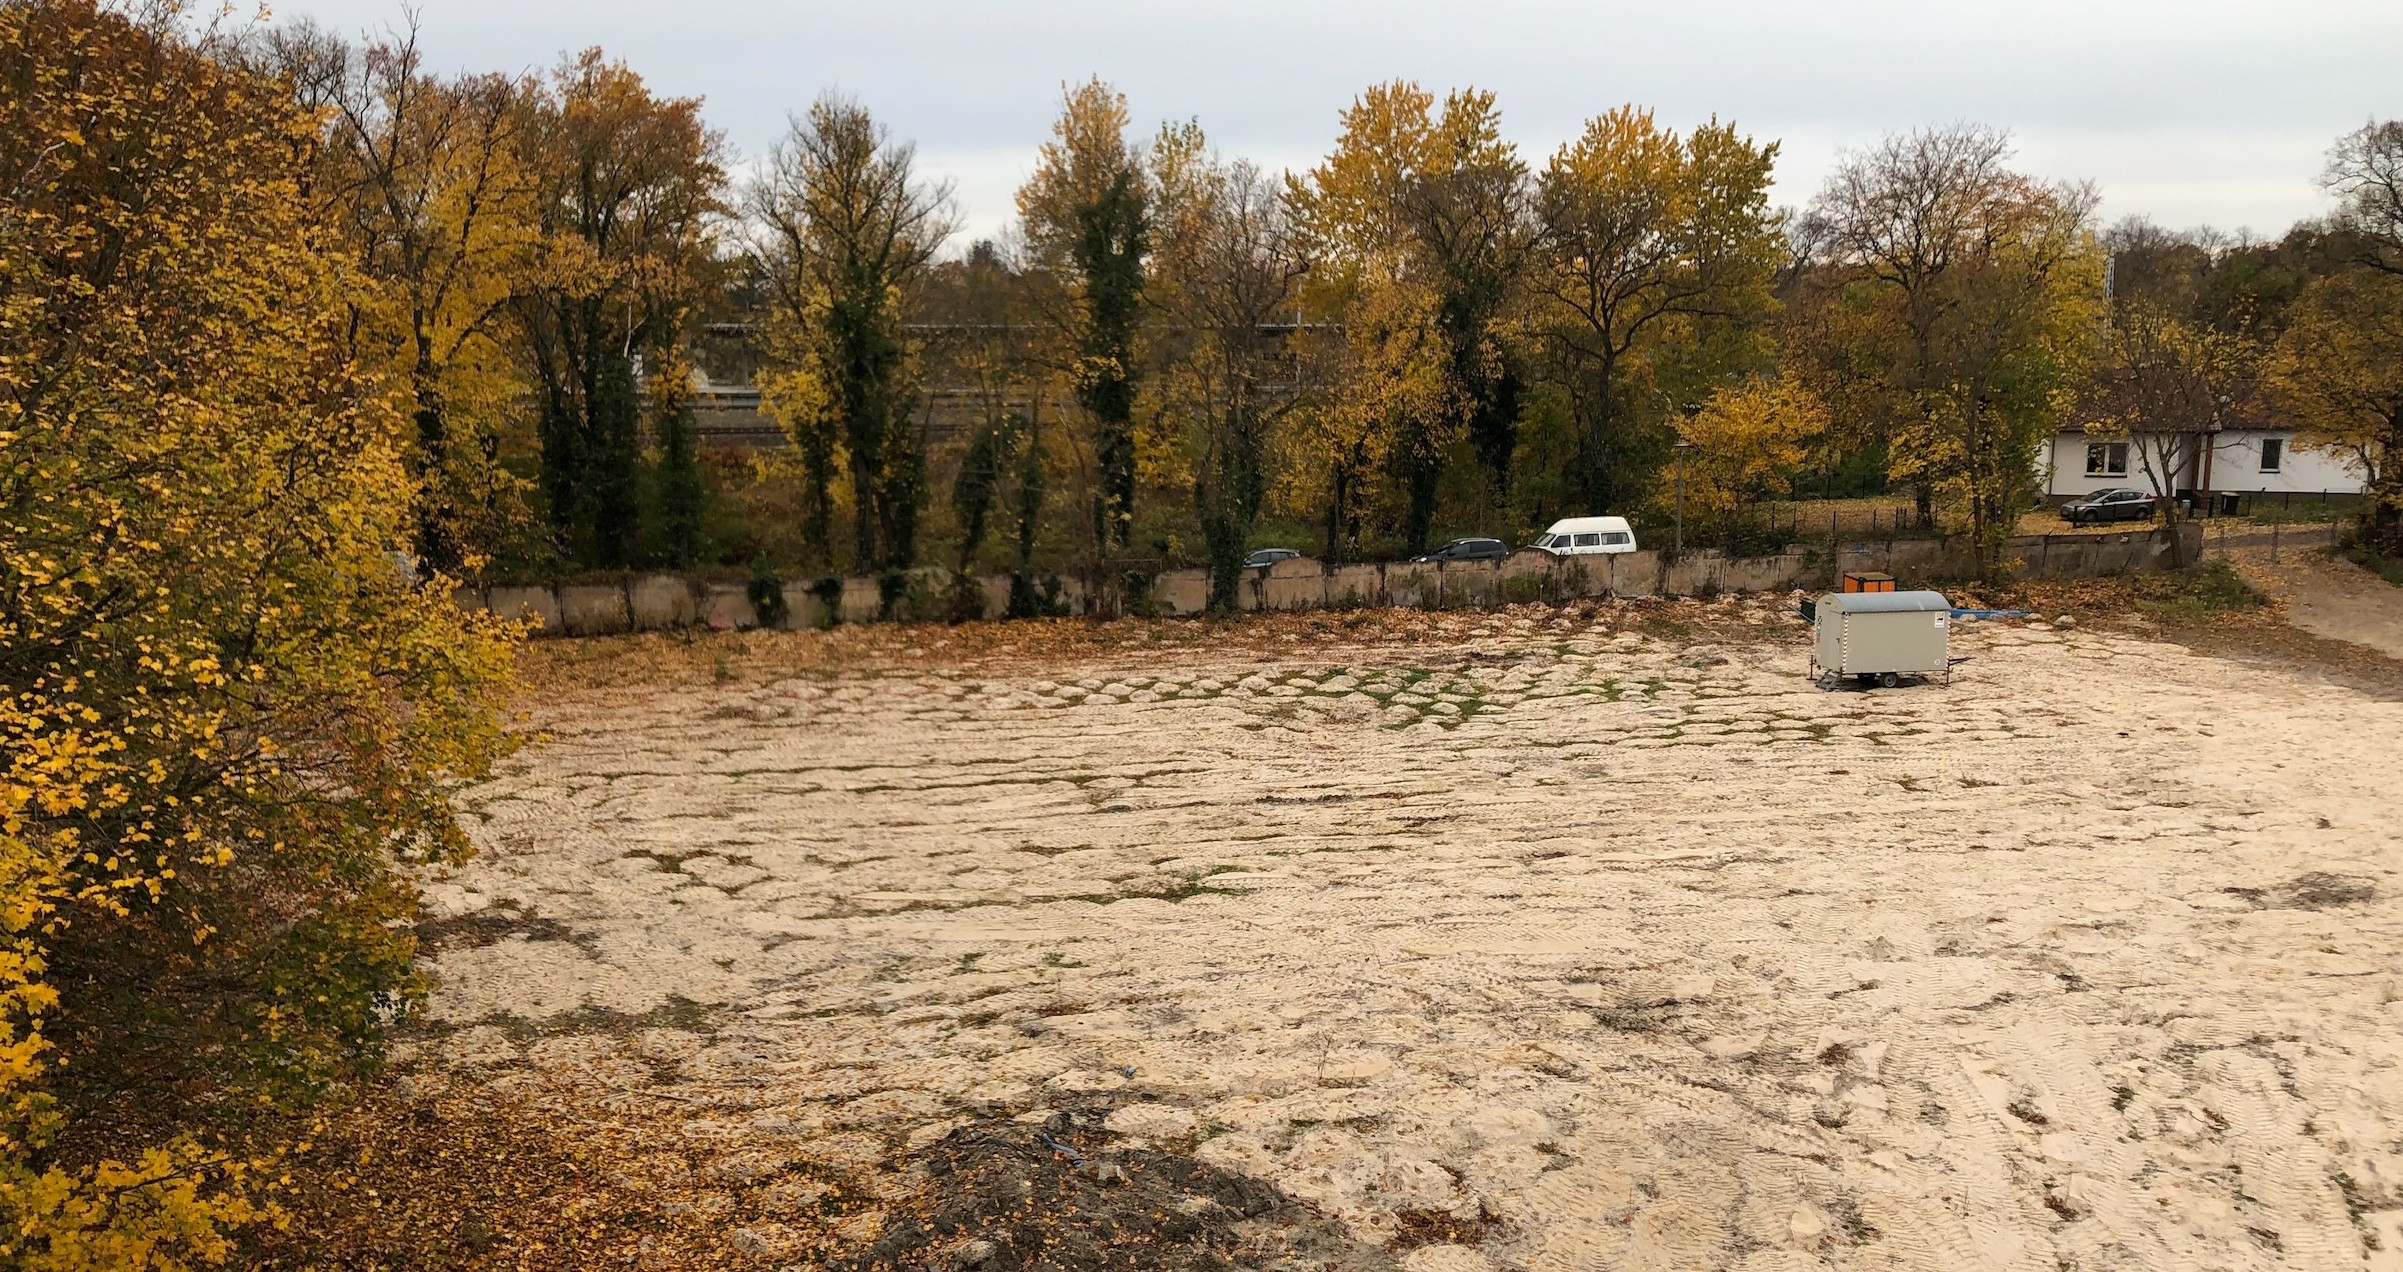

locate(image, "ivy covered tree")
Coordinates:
1018 79 1150 553
651 357 709 568
514 50 722 570
748 94 953 574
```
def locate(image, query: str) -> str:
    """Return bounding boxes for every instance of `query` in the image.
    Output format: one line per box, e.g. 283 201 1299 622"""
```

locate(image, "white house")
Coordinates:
2046 424 2367 501
2044 371 2368 503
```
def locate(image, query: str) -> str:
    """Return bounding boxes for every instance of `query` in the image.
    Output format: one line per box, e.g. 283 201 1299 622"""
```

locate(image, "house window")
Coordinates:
2085 442 2128 477
2260 437 2283 474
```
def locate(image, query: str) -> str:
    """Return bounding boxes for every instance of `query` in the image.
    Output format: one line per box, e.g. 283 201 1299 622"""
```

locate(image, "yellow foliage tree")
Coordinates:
2266 267 2403 551
288 22 545 575
1532 107 1782 518
1661 375 1827 550
1 4 517 1264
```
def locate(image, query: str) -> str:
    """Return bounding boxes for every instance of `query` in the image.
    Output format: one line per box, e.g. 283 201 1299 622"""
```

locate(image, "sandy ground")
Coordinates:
418 599 2403 1271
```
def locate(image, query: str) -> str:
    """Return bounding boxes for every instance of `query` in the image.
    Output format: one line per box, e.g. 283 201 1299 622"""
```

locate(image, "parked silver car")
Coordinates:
2062 488 2158 527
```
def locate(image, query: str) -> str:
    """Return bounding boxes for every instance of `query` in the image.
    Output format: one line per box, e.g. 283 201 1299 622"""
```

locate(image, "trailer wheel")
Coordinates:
1877 671 1901 689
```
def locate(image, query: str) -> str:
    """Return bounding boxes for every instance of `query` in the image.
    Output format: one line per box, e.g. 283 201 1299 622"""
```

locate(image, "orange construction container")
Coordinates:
1842 571 1897 593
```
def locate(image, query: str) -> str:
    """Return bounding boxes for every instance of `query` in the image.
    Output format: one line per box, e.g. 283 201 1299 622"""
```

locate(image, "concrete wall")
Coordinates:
460 524 2203 636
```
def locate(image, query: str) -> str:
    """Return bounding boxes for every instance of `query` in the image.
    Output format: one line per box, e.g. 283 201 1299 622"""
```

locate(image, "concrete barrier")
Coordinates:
1387 564 1433 609
556 584 631 636
484 584 559 632
837 578 882 625
1155 568 1210 616
462 523 2204 637
1260 557 1327 610
700 583 755 630
1327 563 1383 608
628 575 700 629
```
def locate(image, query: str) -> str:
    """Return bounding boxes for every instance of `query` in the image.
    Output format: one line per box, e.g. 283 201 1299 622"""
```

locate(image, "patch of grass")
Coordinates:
2338 542 2403 586
2137 559 2271 620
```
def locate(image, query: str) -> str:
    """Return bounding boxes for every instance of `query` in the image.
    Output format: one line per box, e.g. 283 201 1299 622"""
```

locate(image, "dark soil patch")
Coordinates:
414 905 582 952
2282 872 2376 909
1388 1204 1502 1251
830 1111 1393 1272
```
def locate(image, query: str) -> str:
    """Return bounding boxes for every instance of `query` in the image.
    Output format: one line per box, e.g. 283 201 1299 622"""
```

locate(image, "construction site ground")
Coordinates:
385 567 2403 1272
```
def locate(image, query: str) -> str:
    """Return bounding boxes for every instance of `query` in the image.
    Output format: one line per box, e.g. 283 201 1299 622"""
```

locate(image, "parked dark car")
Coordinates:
1411 537 1509 563
2062 488 2158 526
1242 547 1302 569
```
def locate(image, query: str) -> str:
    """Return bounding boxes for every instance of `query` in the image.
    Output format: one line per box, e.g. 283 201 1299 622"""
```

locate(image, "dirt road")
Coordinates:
2231 546 2403 662
420 601 2403 1270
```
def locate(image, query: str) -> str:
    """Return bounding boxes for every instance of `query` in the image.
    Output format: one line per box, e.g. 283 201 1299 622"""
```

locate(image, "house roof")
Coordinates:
2059 371 2274 436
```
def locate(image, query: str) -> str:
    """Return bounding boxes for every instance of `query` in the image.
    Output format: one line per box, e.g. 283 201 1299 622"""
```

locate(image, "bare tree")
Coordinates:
2326 120 2403 275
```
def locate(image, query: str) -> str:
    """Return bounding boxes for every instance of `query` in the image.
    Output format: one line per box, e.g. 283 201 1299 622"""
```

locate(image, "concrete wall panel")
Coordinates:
484 585 558 633
1327 564 1384 609
628 575 700 629
1155 569 1211 616
557 584 630 636
700 583 756 630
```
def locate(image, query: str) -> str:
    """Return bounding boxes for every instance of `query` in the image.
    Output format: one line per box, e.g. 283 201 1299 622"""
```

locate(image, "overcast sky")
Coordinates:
273 0 2396 248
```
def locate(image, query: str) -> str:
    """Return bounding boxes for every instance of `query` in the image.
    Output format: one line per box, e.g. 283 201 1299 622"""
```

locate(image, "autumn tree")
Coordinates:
514 50 723 569
260 21 539 575
1665 374 1827 550
1 3 517 1262
1150 122 1311 609
1530 107 1782 521
747 94 954 573
1792 125 2101 575
1018 79 1149 552
1289 82 1529 553
650 348 708 567
2267 268 2403 551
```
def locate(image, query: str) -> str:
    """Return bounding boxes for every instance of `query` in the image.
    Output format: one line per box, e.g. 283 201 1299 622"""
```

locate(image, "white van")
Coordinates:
1531 516 1639 556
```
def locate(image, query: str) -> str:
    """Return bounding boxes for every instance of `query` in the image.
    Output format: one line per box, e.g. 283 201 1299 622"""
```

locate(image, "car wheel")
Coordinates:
1877 671 1901 689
